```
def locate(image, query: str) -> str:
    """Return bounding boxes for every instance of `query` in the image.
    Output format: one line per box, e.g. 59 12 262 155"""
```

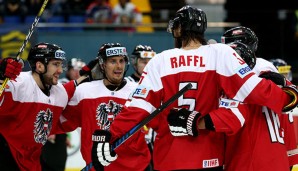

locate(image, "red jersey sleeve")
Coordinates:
63 80 76 101
209 98 249 135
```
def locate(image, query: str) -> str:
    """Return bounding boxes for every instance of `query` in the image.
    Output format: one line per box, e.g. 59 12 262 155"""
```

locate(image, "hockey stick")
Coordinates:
81 83 193 171
0 0 49 96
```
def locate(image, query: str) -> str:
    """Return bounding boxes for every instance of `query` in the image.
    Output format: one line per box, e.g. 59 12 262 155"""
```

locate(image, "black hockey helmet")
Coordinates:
228 41 256 69
221 26 258 53
28 42 66 70
167 5 207 35
97 43 129 72
131 45 156 62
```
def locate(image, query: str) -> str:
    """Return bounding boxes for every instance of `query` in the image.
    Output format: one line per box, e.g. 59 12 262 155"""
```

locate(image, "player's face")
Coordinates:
103 56 126 85
44 59 64 85
135 58 151 77
67 68 80 80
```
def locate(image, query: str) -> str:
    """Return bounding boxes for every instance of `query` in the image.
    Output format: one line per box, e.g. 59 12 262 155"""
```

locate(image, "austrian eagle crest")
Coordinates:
96 100 123 130
33 108 53 145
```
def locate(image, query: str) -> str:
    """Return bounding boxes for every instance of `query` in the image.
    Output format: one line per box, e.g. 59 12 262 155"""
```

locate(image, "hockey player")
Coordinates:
91 5 298 171
126 44 156 82
125 44 157 171
41 58 86 171
59 58 86 84
0 42 89 171
57 43 150 171
221 26 298 170
269 58 292 81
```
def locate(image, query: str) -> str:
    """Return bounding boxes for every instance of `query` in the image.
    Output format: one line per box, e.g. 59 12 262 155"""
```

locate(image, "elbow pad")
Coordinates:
282 85 298 112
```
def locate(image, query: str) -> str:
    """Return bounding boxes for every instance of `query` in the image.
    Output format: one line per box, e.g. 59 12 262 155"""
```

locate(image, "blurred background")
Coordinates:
1 0 298 83
1 0 298 170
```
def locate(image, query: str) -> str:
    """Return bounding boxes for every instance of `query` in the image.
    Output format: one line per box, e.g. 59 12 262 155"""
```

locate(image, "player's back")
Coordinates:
147 44 241 170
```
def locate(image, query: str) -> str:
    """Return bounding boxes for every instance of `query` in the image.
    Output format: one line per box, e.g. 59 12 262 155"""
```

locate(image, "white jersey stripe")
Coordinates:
129 98 156 114
231 108 245 126
233 74 262 101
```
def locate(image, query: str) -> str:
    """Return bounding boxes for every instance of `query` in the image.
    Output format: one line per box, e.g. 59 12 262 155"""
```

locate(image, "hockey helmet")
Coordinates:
67 58 86 70
269 58 292 81
228 41 256 69
131 45 156 62
97 43 129 72
221 26 258 53
167 5 207 35
28 42 66 70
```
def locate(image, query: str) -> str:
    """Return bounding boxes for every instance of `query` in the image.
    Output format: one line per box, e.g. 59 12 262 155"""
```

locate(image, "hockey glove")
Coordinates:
0 57 22 81
92 130 117 170
167 108 201 137
79 57 98 76
282 85 298 113
259 71 286 87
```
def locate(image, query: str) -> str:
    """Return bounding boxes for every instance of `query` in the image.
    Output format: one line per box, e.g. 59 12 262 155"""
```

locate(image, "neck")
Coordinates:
103 78 121 87
182 40 201 50
32 71 45 90
103 79 126 91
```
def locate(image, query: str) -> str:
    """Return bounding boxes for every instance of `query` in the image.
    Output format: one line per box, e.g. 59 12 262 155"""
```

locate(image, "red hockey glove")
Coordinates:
0 57 22 80
167 108 201 137
79 57 98 76
92 130 117 170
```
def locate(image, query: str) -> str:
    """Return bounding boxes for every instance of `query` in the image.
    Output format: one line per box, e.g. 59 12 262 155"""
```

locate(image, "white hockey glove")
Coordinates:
167 108 201 137
92 130 117 170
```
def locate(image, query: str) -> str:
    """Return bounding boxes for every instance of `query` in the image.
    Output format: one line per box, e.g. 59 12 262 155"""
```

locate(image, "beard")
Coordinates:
43 73 59 86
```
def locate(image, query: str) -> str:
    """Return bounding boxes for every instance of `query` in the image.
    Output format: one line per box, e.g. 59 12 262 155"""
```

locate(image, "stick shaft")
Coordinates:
0 0 49 96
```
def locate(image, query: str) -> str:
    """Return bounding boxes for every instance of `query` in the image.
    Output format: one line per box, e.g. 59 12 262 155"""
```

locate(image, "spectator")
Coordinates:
85 0 113 24
0 0 27 22
25 0 43 15
64 0 88 16
112 0 142 24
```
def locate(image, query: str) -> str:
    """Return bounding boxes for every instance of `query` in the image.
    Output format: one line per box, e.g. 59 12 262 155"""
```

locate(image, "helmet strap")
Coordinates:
35 61 51 96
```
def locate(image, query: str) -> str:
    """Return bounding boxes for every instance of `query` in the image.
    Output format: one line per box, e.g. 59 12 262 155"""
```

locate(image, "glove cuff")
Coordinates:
92 130 112 142
282 85 298 112
187 111 201 136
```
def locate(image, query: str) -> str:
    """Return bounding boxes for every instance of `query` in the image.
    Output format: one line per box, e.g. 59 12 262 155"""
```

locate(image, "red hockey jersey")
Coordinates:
212 58 295 171
59 80 150 171
0 71 75 171
111 44 291 170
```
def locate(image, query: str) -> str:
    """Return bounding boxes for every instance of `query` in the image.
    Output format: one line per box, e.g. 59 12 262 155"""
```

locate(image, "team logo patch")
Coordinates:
140 51 156 58
235 65 251 78
132 85 150 99
33 108 53 145
55 50 66 59
232 29 243 35
96 100 123 130
203 158 219 168
219 98 239 108
106 47 127 57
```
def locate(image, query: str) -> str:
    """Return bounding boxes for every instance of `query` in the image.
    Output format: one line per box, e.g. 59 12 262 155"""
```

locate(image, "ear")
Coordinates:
35 61 45 73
